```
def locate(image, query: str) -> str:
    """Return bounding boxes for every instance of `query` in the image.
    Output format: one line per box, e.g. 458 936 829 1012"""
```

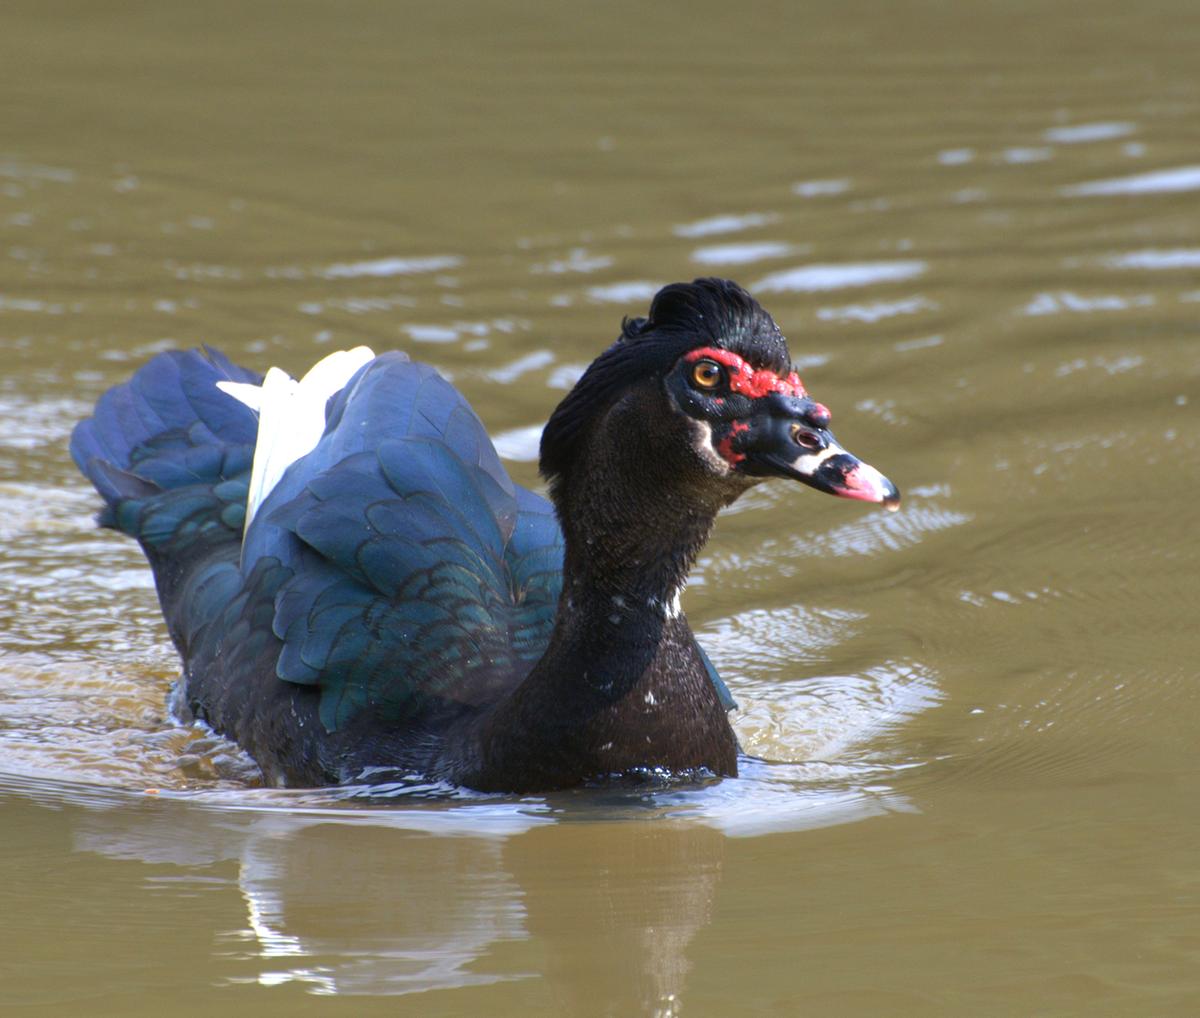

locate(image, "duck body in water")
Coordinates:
71 278 898 792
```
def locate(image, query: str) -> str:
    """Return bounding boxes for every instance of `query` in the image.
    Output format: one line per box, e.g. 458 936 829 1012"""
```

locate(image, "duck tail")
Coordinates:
70 347 262 653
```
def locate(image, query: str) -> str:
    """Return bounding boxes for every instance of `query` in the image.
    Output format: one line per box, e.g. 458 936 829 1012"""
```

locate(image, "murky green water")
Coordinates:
3 1 1200 1013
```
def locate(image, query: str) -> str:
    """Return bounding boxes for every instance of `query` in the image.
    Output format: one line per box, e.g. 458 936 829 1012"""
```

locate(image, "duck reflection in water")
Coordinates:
71 796 724 1010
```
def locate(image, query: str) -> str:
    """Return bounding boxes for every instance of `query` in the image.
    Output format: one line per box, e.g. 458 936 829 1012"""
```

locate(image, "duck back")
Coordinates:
73 349 565 783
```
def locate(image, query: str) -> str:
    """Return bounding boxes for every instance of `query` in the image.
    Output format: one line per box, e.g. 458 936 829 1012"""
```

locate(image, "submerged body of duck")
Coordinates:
71 278 898 792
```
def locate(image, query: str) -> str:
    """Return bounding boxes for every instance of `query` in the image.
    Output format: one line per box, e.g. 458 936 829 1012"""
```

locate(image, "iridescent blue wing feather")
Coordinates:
255 355 564 732
70 347 259 530
70 348 262 655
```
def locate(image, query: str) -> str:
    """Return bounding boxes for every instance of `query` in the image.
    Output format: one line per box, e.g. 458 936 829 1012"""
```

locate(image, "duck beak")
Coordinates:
736 397 901 511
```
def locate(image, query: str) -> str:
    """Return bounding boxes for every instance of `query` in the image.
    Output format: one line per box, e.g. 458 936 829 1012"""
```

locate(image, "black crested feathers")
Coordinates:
539 278 788 492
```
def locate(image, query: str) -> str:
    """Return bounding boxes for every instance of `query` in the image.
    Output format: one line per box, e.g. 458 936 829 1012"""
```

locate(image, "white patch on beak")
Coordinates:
790 439 900 506
787 441 843 477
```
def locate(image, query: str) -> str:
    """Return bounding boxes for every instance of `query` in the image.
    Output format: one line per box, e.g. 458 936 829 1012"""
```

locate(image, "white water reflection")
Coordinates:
1023 291 1154 315
529 249 613 275
937 148 975 166
817 296 937 324
894 334 944 352
792 179 851 197
228 829 530 995
297 293 417 315
1043 121 1135 144
1062 165 1200 196
586 280 660 303
321 255 462 278
546 362 587 389
732 664 942 773
0 395 91 451
672 212 778 238
1053 354 1144 378
0 159 76 183
651 758 919 838
690 241 794 266
999 146 1052 164
0 295 78 314
754 260 927 293
776 499 971 563
491 424 542 461
1104 249 1200 270
404 323 459 342
486 349 555 384
402 318 525 344
701 604 862 674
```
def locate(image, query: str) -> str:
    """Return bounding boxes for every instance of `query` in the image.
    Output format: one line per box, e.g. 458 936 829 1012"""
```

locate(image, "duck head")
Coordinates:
541 278 899 518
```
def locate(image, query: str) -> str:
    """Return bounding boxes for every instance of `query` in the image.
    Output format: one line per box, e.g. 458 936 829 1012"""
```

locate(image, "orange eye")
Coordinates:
691 359 724 390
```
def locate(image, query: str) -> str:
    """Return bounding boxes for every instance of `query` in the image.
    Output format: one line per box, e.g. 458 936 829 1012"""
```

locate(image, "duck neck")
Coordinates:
555 408 732 626
559 484 715 624
457 428 740 791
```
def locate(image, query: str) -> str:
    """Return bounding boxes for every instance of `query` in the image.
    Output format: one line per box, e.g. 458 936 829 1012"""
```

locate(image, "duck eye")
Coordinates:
691 360 724 390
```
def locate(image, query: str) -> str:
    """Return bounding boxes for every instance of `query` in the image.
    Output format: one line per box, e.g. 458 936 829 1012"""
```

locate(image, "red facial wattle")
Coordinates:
715 419 750 465
684 347 807 399
686 346 899 510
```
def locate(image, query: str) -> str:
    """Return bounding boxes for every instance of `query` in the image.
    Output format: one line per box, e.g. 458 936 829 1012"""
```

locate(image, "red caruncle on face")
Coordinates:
715 419 750 465
684 347 806 399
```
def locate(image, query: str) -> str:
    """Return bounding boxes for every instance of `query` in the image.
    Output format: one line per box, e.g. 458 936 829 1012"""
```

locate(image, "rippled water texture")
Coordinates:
2 1 1199 1014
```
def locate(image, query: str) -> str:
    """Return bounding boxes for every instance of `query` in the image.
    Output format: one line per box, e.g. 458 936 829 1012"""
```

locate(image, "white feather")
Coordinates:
216 346 375 533
215 379 265 412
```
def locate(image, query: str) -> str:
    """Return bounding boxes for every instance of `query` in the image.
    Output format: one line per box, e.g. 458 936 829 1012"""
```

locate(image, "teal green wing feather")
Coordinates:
262 357 564 732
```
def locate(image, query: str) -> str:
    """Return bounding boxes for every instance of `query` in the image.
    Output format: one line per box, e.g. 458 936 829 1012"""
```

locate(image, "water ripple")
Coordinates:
321 255 462 278
690 241 795 266
672 212 778 238
1043 121 1135 144
1062 165 1200 196
1103 249 1200 270
754 260 927 293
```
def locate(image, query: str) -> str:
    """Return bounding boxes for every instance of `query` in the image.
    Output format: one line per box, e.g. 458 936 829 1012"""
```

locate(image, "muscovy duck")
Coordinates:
71 278 898 792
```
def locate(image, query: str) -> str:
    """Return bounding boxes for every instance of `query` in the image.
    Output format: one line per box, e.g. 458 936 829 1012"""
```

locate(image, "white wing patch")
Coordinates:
216 346 375 532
